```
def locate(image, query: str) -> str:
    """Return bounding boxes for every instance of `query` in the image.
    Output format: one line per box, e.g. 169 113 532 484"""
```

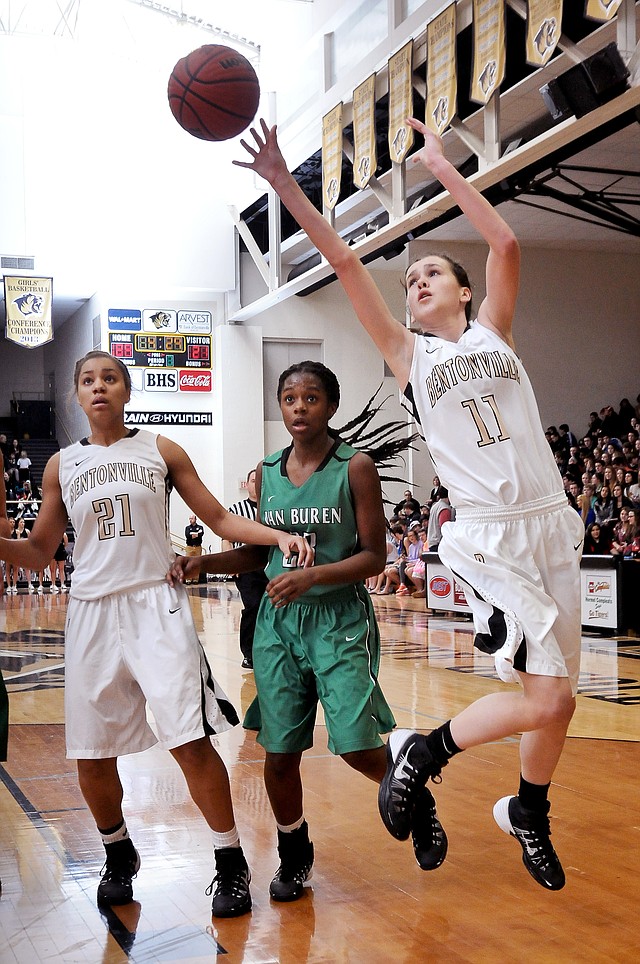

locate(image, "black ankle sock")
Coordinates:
424 721 462 768
517 776 550 813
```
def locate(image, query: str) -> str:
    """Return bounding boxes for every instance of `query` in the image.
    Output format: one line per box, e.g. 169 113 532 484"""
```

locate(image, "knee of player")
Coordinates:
528 686 575 727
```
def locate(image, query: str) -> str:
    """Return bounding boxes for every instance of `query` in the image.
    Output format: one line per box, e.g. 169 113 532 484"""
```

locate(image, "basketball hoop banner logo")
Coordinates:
179 370 212 392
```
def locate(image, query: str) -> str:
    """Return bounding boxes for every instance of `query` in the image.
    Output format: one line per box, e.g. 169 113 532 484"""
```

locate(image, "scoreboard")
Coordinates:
109 332 211 369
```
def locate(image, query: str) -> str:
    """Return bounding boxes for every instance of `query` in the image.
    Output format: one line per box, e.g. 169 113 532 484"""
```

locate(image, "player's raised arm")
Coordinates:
405 117 520 347
234 119 415 388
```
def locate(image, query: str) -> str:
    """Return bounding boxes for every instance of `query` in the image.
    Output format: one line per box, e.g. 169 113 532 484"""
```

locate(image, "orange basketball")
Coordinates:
167 44 260 142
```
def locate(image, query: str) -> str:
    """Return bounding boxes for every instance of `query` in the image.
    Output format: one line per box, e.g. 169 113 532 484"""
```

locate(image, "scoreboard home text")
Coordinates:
109 332 211 369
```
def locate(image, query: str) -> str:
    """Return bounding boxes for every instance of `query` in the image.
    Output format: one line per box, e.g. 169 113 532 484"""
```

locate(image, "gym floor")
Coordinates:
0 583 638 962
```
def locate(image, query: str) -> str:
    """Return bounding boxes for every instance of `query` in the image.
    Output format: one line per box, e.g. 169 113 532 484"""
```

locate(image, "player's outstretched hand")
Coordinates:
233 118 287 185
405 117 445 174
277 531 314 569
166 554 200 587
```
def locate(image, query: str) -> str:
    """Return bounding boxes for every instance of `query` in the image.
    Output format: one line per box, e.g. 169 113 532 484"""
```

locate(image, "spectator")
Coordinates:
222 470 269 670
618 398 636 434
583 522 610 555
626 472 640 510
183 514 205 584
611 483 632 521
601 405 622 438
577 485 595 527
427 486 453 551
16 449 31 484
396 525 423 596
585 412 602 439
593 485 614 526
394 489 420 516
377 525 406 594
610 507 634 556
558 424 578 452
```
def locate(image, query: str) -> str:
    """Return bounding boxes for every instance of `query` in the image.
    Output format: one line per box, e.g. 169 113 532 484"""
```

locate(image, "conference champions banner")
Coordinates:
426 3 457 134
527 0 563 66
353 74 377 190
3 275 53 348
388 40 414 163
322 103 344 211
585 0 623 21
470 0 506 104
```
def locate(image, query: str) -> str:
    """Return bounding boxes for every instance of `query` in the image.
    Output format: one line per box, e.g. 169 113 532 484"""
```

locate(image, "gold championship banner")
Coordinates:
3 276 53 349
322 103 344 211
353 74 377 189
585 0 623 21
471 0 506 104
426 4 457 134
388 40 414 163
527 0 563 66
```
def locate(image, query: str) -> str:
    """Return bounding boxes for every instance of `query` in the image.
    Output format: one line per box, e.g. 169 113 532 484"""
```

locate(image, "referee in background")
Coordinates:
223 468 269 669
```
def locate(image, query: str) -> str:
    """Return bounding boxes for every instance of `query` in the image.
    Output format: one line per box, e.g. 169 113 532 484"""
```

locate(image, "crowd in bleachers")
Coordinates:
548 397 640 559
1 431 72 593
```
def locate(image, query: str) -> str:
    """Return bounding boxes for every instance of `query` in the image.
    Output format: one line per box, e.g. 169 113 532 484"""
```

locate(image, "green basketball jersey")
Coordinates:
260 439 360 598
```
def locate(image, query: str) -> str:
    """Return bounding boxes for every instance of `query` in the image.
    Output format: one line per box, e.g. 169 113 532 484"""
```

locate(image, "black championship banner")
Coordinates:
471 0 506 104
388 40 414 163
585 0 623 21
353 74 377 190
527 0 563 66
426 3 457 134
322 103 344 211
3 275 53 348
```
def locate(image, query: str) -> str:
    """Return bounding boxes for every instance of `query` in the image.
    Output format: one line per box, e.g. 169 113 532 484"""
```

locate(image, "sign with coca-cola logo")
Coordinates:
179 370 212 392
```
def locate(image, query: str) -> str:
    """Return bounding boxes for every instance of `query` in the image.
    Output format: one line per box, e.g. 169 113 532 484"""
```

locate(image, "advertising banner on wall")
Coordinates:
526 0 563 66
470 0 506 104
3 275 53 348
388 40 414 163
353 74 377 189
322 103 344 210
426 4 458 134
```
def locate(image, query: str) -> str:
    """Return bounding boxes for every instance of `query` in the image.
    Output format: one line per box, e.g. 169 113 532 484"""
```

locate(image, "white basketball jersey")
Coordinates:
403 321 563 508
59 429 175 600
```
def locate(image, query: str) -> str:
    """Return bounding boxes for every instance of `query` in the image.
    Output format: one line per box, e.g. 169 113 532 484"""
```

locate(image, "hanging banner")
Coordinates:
353 73 377 190
3 275 53 349
470 0 506 104
322 103 344 211
426 3 458 134
388 40 414 163
526 0 563 66
585 0 623 20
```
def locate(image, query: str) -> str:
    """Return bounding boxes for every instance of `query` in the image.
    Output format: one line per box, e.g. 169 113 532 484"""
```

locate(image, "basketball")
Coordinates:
167 44 260 142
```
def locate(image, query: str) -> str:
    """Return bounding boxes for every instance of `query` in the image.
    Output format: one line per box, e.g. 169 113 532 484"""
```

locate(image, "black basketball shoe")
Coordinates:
411 787 448 870
378 729 445 841
269 822 314 902
207 847 252 918
493 795 565 890
97 840 141 905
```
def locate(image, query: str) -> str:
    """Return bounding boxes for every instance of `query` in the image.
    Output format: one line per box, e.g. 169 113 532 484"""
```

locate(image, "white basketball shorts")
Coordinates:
438 493 584 694
64 581 238 758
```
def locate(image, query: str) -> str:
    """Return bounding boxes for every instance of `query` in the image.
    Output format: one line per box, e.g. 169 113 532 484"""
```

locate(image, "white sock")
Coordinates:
276 815 305 834
212 826 240 850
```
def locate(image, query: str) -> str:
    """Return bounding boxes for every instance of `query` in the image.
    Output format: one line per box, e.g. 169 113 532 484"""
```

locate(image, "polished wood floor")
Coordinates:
0 583 638 963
